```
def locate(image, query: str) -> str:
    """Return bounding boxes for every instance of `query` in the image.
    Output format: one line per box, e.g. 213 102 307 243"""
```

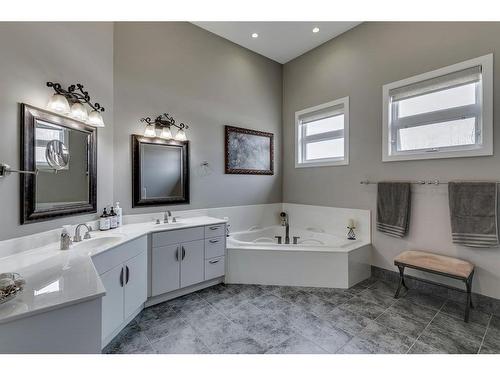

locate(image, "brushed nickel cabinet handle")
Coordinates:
182 246 186 260
209 226 219 230
175 247 179 261
125 266 130 284
209 239 219 244
209 259 220 264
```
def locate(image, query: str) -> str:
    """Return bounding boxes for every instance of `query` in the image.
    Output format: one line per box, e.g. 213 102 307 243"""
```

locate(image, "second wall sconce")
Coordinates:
46 82 106 127
140 113 189 141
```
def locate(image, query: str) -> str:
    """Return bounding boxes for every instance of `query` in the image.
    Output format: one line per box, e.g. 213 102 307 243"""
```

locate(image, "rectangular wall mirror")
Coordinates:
21 104 97 224
132 135 189 207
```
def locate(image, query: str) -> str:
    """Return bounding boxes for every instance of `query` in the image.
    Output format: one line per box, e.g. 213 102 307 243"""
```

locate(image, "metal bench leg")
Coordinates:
464 274 473 323
394 265 407 299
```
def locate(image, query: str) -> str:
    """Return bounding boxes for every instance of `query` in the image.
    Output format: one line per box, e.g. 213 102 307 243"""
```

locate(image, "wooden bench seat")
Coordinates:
393 250 475 322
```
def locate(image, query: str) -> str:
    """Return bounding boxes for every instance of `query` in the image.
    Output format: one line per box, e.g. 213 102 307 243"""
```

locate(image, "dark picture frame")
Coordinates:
131 134 190 207
224 126 274 175
20 104 97 224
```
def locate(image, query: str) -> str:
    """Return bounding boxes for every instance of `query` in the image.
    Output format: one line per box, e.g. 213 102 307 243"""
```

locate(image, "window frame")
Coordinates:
382 54 493 162
295 96 349 168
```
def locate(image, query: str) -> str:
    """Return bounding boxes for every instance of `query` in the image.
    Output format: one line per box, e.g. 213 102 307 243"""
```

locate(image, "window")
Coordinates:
295 97 349 167
382 54 493 162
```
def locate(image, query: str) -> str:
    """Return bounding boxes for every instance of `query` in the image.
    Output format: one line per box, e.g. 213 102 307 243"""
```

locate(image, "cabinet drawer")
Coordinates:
205 256 225 280
152 227 204 248
205 237 225 259
204 224 225 238
92 236 147 275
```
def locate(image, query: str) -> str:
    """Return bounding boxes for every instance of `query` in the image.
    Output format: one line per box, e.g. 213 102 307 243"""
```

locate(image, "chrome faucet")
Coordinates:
280 212 290 244
73 224 92 242
164 210 172 223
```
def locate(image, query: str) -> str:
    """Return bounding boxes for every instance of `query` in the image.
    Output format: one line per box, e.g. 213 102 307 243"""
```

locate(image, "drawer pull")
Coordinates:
182 246 186 260
209 226 219 230
175 247 179 261
209 259 221 264
209 239 219 244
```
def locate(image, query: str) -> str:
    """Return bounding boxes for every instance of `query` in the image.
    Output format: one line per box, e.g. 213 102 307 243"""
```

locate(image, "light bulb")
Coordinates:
160 126 173 139
144 124 156 137
251 33 258 38
87 110 105 127
70 102 88 121
312 27 320 33
175 128 187 141
47 94 70 114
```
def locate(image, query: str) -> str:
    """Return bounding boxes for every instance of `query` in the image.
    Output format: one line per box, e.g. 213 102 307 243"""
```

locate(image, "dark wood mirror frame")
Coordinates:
131 135 190 207
20 104 97 224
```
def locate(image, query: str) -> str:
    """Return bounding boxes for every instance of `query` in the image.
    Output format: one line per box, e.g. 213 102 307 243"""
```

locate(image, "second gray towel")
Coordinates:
448 182 498 248
377 182 411 238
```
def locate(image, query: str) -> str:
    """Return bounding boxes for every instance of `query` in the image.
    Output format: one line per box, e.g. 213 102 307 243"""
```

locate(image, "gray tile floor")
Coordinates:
103 277 500 354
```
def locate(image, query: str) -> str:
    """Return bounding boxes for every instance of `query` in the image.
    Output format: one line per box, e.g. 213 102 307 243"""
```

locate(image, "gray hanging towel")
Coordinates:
376 182 411 238
448 182 499 248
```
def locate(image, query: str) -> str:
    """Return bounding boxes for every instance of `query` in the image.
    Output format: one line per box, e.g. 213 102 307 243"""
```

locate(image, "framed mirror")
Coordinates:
21 104 97 224
132 135 189 207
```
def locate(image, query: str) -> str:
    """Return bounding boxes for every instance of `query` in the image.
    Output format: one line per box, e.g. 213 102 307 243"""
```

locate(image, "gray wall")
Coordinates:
0 22 114 240
283 22 500 298
113 22 283 214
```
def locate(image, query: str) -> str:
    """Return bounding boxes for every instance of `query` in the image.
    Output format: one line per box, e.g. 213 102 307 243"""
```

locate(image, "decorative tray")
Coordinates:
0 273 25 305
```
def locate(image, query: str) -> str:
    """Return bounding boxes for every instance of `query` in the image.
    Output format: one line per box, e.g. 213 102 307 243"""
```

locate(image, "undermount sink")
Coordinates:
72 235 123 251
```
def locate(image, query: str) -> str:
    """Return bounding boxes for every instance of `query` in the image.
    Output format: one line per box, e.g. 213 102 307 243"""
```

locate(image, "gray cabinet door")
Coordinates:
180 240 205 288
151 244 181 296
124 250 148 318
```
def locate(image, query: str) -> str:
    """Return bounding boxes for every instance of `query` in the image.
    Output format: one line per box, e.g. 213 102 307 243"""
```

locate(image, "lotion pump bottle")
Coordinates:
115 202 123 227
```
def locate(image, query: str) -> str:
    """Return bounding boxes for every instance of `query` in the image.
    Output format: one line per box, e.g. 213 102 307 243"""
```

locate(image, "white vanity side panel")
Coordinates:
0 298 101 354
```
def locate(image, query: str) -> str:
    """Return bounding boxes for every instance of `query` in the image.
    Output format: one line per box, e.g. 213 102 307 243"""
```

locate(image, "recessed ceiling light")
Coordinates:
251 33 259 38
312 27 320 33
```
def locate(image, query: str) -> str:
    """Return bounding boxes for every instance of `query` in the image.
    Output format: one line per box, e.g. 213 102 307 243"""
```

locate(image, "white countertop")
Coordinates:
0 216 226 324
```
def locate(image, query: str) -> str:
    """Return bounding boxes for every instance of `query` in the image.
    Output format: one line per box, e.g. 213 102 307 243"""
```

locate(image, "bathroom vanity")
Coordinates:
0 217 227 353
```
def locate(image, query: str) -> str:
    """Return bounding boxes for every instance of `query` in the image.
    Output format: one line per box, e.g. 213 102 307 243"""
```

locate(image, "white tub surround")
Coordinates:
226 204 372 288
0 216 226 353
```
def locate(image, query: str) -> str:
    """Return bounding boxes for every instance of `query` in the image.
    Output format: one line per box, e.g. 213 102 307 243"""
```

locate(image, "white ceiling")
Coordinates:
192 22 361 64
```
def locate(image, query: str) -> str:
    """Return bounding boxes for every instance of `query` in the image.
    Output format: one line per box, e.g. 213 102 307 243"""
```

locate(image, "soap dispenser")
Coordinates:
109 206 118 229
99 208 110 231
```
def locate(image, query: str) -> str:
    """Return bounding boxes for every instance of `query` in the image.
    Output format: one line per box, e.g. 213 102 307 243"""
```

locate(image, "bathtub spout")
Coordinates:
280 212 290 244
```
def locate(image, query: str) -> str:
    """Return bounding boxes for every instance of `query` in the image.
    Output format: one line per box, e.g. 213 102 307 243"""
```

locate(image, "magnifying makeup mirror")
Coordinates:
45 139 70 170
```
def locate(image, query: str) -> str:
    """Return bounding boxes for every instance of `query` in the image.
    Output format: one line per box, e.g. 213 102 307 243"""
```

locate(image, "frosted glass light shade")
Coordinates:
88 110 105 127
160 126 173 139
47 94 70 114
144 124 156 137
70 102 88 121
174 128 187 141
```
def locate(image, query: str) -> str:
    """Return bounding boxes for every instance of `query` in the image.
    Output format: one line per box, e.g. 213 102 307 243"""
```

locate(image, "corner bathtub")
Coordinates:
226 226 371 288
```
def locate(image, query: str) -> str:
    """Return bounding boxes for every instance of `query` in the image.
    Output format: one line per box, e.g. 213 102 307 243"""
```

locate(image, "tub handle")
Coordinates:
274 236 282 244
209 239 219 244
209 259 220 264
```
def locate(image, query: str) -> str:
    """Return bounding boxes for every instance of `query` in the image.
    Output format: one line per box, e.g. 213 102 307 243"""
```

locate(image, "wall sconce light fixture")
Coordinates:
140 113 190 141
46 82 106 128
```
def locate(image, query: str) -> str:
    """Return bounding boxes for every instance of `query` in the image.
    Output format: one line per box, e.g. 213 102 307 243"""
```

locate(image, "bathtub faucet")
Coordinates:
280 212 290 244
